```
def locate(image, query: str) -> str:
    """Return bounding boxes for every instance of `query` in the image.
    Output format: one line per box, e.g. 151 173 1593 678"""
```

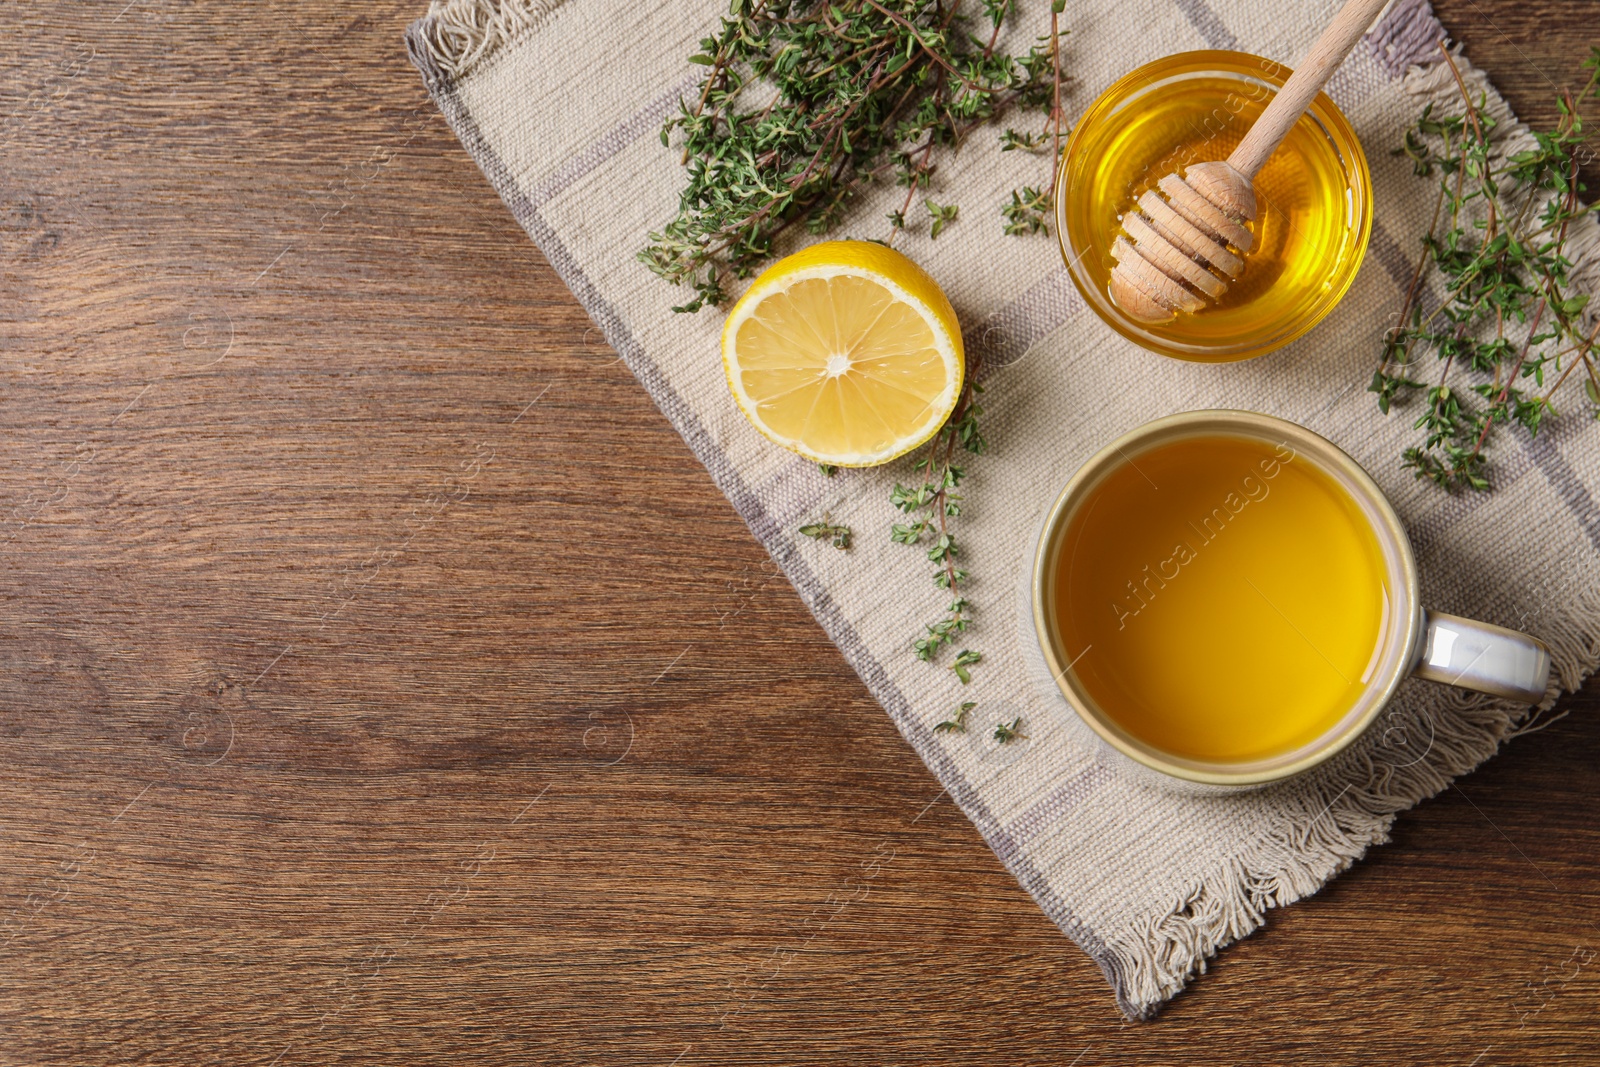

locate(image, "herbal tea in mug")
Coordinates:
1050 433 1387 763
1030 411 1551 787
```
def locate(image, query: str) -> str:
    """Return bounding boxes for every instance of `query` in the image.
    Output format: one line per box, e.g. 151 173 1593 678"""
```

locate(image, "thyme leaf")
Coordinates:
951 648 981 683
925 198 959 239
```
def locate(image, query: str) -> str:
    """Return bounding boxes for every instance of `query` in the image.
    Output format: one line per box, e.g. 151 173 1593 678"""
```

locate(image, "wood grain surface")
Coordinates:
1 2 1596 1064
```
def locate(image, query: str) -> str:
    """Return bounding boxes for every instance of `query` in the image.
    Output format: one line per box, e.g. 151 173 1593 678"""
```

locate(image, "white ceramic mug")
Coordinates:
1025 410 1551 788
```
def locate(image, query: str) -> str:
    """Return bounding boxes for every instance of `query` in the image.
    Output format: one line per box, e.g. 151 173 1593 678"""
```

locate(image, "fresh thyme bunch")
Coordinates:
641 0 1065 312
1371 47 1600 491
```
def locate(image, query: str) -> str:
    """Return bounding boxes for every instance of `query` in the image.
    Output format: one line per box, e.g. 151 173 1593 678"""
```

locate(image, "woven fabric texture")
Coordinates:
406 0 1600 1017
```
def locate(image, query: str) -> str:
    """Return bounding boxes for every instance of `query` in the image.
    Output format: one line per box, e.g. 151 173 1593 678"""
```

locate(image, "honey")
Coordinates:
1049 433 1390 764
1058 51 1371 362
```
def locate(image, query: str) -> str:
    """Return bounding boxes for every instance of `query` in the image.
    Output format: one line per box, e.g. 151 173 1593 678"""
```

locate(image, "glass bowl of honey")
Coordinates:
1056 50 1372 363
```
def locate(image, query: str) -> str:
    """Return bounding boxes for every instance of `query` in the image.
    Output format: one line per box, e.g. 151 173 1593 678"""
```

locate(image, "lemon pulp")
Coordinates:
722 241 962 466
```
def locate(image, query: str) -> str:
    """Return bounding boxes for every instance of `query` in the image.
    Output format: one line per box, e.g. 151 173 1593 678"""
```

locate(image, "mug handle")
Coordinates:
1412 610 1551 704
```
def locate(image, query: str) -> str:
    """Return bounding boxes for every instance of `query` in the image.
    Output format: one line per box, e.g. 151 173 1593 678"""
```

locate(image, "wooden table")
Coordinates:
2 3 1596 1063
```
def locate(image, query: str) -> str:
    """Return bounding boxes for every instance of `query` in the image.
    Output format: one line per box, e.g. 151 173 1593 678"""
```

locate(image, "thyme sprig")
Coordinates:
933 700 976 732
799 519 853 549
1000 0 1068 235
992 716 1025 743
643 0 1068 310
1002 184 1051 235
1371 45 1600 490
894 379 986 681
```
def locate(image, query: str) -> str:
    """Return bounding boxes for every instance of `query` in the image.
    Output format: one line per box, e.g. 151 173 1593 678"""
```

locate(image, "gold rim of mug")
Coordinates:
1030 410 1421 786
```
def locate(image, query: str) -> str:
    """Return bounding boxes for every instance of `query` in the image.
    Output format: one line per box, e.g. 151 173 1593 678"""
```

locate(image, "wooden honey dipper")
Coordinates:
1109 0 1391 323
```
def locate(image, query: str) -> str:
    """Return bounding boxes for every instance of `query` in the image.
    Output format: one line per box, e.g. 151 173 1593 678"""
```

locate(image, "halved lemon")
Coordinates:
721 241 964 467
